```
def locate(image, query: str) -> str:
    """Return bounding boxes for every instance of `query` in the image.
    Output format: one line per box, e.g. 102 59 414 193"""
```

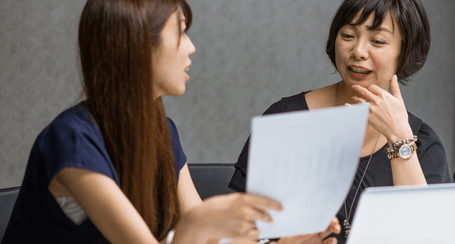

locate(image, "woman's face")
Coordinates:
152 10 196 98
335 11 402 90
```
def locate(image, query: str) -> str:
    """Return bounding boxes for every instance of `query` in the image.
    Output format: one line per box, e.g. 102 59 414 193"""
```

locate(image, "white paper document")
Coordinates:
246 104 370 239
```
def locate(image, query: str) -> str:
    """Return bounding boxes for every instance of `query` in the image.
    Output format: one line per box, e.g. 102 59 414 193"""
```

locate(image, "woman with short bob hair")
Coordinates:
229 0 450 243
326 0 431 83
2 0 340 243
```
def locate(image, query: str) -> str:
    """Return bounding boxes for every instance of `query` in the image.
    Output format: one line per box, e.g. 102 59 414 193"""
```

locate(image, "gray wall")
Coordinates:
1 0 454 189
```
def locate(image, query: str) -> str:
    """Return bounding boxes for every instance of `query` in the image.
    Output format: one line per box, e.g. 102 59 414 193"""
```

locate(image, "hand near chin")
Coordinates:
351 75 413 142
273 217 340 244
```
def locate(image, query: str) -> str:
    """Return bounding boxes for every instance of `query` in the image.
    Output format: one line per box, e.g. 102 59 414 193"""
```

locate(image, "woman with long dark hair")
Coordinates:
2 0 339 243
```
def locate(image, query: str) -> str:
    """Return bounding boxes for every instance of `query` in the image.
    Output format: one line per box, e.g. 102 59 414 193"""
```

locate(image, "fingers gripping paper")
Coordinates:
247 104 369 239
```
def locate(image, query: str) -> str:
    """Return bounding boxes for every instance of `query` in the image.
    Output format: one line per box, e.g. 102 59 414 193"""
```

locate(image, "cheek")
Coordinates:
334 39 349 67
370 55 397 88
376 46 401 73
374 54 398 75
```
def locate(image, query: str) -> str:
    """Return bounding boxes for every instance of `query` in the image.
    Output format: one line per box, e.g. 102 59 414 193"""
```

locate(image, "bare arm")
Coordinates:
51 167 159 244
51 164 283 244
177 163 202 215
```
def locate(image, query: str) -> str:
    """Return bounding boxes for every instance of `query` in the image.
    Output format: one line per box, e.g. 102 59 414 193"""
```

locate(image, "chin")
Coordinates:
344 78 372 87
174 87 186 97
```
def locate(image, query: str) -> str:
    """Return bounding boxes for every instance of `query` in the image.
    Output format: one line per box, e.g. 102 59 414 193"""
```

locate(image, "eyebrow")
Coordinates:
367 26 393 34
347 24 394 35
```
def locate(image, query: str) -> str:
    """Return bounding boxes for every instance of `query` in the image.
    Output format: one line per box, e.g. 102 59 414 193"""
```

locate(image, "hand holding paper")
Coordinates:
246 104 370 239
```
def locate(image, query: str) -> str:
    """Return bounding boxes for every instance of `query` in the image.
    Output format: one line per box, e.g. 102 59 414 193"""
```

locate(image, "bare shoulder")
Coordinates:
305 83 338 110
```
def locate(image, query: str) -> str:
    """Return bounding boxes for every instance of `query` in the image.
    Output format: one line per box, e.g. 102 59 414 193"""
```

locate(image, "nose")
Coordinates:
188 36 196 55
351 40 368 60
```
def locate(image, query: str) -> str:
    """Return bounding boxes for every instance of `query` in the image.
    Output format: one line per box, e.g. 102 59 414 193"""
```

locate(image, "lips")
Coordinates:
184 62 191 73
349 65 371 74
184 63 191 81
348 65 372 80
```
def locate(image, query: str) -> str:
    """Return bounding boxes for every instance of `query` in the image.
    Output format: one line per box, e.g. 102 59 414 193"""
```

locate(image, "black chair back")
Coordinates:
188 163 236 200
0 186 20 241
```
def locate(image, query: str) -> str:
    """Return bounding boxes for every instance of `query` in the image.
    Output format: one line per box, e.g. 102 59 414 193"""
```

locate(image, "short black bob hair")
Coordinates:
325 0 430 84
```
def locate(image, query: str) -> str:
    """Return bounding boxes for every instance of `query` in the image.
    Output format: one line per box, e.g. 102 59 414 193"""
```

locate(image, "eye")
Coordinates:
179 19 187 34
372 39 386 45
340 33 354 39
181 28 188 36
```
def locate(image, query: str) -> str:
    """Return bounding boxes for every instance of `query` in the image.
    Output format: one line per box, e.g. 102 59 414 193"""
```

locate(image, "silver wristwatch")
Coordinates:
398 143 416 159
384 135 418 160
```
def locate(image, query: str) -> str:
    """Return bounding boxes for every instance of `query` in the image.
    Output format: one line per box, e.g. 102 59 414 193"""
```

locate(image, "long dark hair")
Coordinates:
78 0 192 240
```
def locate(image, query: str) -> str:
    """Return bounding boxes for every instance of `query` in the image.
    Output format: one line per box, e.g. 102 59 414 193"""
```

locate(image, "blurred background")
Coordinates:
1 0 454 188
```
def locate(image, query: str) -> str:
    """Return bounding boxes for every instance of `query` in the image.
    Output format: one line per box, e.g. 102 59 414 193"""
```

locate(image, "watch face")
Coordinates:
399 144 412 159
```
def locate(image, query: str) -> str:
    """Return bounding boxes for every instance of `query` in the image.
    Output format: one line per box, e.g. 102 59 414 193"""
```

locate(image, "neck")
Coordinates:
335 81 363 107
